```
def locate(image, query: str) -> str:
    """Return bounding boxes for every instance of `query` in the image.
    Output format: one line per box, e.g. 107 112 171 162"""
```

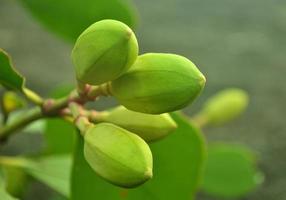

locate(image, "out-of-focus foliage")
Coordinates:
19 0 137 42
201 143 264 198
23 155 71 197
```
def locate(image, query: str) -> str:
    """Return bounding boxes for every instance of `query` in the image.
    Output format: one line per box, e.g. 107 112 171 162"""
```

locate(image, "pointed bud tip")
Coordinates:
144 167 153 180
199 74 206 88
126 28 133 39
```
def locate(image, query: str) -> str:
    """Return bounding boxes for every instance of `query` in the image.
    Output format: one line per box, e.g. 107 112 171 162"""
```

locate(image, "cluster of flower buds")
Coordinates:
71 19 206 188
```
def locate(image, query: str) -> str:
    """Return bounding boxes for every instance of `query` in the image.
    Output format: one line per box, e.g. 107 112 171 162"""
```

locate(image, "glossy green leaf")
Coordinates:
24 155 72 197
201 143 264 198
71 112 206 200
19 0 137 42
44 85 76 154
0 168 19 200
0 49 25 92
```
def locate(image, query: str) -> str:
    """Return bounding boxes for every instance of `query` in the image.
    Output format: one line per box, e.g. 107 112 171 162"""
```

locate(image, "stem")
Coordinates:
0 107 42 141
190 113 209 128
0 84 106 141
0 93 76 140
68 102 92 135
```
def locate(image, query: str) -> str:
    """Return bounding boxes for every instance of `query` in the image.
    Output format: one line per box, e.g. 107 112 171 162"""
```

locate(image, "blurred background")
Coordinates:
0 0 285 199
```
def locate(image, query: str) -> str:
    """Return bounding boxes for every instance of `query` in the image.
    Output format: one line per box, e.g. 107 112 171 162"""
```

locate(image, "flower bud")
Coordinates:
110 53 206 114
199 88 249 125
72 20 138 85
2 91 25 114
97 106 177 142
83 123 153 188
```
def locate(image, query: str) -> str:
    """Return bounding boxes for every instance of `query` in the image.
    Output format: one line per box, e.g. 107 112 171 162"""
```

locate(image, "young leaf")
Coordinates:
71 112 206 200
201 143 264 198
0 168 19 200
0 49 25 92
19 0 137 42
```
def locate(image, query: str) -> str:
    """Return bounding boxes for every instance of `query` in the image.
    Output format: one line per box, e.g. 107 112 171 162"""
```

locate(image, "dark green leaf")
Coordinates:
71 112 206 200
201 143 264 198
0 49 25 92
44 119 76 154
19 0 137 42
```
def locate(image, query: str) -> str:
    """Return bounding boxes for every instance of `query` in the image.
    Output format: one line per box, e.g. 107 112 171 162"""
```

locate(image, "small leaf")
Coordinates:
0 168 19 200
201 143 264 198
19 0 137 42
71 112 206 200
0 49 25 92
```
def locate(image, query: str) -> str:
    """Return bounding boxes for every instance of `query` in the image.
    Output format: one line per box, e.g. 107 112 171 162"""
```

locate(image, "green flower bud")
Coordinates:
199 88 249 125
110 53 206 114
2 91 25 114
72 20 138 85
83 123 153 188
97 106 177 142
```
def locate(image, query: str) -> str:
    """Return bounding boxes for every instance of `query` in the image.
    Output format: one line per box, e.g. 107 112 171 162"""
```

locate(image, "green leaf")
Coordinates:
0 168 19 200
71 112 206 200
19 0 137 42
44 85 76 154
0 49 25 92
24 155 72 197
44 119 76 154
201 143 264 198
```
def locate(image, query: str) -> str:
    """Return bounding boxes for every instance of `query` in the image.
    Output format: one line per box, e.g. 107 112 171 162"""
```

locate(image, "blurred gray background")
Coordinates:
0 0 285 199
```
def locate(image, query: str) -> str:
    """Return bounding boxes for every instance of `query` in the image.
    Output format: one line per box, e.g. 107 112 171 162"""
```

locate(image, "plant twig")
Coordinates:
68 102 92 135
0 85 105 141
